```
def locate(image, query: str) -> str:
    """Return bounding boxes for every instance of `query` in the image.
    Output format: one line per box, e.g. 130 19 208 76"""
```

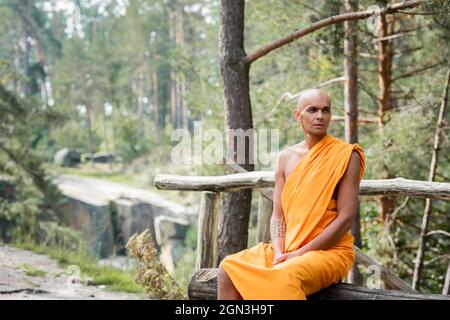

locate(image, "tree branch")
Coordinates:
426 230 450 238
244 0 423 64
392 61 445 82
331 115 379 124
254 77 346 127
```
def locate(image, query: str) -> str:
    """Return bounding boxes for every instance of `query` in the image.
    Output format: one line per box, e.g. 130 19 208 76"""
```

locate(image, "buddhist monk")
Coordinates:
217 88 365 300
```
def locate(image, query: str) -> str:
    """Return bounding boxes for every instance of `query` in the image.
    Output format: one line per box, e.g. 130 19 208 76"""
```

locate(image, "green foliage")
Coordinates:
364 105 436 180
113 115 154 163
0 84 66 243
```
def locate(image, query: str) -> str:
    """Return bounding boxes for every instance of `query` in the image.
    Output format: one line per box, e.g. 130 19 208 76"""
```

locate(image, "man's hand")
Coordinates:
273 252 294 266
272 252 287 266
272 247 308 266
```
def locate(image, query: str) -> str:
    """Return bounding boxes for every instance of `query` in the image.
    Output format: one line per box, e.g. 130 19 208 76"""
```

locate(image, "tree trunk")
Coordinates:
218 0 254 263
343 0 363 286
175 8 189 130
151 51 160 141
135 68 145 140
86 104 95 168
412 69 450 290
168 6 178 130
21 10 31 96
13 43 20 94
377 12 397 224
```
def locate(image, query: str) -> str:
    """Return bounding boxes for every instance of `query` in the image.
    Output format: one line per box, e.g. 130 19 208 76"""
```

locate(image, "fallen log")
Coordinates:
188 268 450 300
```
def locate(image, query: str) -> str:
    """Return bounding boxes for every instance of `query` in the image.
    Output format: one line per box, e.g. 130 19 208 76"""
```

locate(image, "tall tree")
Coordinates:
218 0 254 262
343 0 363 285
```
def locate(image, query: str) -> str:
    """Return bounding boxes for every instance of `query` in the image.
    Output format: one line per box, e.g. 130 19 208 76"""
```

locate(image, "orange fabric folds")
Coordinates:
219 134 365 300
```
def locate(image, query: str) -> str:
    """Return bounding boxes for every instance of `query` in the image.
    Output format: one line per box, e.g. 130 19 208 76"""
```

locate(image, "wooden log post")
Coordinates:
188 268 450 300
196 191 220 270
256 193 273 243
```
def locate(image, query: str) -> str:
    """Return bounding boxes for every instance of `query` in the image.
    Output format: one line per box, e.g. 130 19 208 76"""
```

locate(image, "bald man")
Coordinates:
217 89 365 300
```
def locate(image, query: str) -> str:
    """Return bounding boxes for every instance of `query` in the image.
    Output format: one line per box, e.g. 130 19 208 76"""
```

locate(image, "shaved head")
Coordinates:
297 89 331 112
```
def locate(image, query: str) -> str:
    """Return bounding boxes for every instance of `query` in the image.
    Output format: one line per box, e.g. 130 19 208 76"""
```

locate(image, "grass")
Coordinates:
14 242 145 295
20 263 47 277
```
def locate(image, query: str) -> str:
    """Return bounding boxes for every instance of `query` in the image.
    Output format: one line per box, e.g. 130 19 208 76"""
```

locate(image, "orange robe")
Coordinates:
219 134 365 300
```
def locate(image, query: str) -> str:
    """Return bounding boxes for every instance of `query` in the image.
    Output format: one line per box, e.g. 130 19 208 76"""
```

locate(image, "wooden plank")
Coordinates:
256 194 272 243
196 191 220 270
188 268 450 300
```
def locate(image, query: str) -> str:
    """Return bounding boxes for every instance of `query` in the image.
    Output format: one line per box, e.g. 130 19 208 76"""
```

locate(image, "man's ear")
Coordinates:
293 109 302 121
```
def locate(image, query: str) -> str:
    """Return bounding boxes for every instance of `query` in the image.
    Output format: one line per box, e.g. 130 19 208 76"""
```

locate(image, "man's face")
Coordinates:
293 91 331 135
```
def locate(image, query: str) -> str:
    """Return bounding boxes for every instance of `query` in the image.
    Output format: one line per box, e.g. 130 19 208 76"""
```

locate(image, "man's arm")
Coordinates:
291 151 361 257
270 151 287 263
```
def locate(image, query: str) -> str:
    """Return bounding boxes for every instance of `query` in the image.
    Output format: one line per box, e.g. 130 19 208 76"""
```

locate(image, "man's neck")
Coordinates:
304 133 327 150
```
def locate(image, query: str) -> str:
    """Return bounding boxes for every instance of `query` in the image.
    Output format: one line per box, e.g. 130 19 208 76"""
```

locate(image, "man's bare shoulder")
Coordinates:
279 141 306 158
275 141 306 173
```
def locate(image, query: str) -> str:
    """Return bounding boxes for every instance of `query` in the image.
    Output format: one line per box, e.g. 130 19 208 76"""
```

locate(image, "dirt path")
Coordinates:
0 245 146 300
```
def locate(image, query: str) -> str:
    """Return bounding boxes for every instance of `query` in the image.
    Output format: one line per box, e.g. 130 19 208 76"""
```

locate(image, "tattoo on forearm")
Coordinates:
271 218 286 239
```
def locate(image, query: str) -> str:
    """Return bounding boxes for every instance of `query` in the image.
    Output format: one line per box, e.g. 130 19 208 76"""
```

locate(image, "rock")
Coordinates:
154 215 190 275
154 215 189 245
84 277 95 286
55 175 196 267
114 198 157 254
85 152 114 164
59 197 114 259
54 148 81 167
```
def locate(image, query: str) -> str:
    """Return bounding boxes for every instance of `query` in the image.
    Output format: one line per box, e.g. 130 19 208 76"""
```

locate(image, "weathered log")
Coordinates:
155 173 450 201
188 268 450 300
221 162 273 201
155 172 274 192
256 194 272 243
196 191 220 270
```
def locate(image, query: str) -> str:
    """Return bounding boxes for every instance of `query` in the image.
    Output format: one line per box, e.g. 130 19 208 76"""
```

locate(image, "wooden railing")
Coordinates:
154 170 450 300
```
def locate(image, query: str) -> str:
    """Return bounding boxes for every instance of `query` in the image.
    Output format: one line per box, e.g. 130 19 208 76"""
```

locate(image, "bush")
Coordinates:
126 229 187 299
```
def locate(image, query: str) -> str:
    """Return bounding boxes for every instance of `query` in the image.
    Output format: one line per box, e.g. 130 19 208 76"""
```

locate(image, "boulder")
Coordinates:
154 215 190 275
59 197 114 259
114 198 157 254
54 148 81 167
85 152 114 164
